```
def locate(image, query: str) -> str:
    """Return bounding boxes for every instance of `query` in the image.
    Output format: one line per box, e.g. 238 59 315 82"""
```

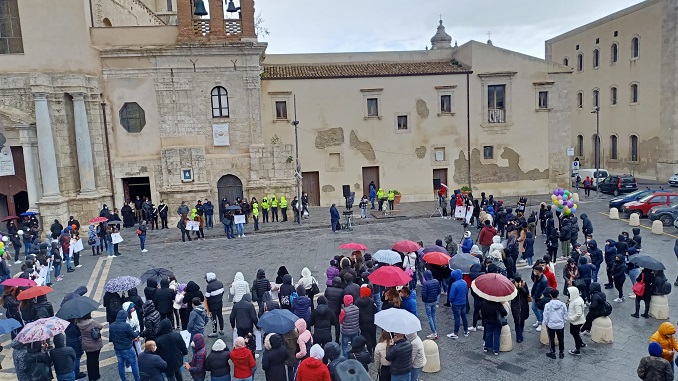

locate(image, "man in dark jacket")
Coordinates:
253 269 272 316
155 319 188 381
569 215 580 246
559 219 571 258
385 333 413 378
354 288 377 357
478 220 498 254
531 266 548 328
421 270 441 339
324 342 346 381
109 309 140 381
205 339 231 380
230 294 258 339
157 201 169 229
580 213 593 236
144 278 158 302
153 278 175 323
603 240 617 289
49 333 76 381
330 203 340 232
138 341 167 381
577 257 594 303
203 199 214 229
587 240 604 283
309 296 337 349
580 282 606 334
324 277 344 343
342 273 360 302
205 272 225 337
262 334 288 381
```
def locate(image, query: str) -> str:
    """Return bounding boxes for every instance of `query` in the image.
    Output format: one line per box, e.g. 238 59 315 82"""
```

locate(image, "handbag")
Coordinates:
497 309 508 326
632 274 646 296
573 278 586 288
251 285 259 302
310 280 320 295
91 327 101 340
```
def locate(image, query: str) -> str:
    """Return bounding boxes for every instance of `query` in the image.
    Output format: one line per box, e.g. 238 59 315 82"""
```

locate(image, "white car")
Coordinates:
670 173 678 187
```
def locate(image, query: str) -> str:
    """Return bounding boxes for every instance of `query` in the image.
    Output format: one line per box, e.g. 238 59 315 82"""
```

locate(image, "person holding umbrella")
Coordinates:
632 268 655 318
385 332 413 381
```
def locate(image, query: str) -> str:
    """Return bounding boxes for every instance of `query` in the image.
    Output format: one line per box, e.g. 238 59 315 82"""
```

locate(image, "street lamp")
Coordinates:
292 95 302 224
591 106 600 197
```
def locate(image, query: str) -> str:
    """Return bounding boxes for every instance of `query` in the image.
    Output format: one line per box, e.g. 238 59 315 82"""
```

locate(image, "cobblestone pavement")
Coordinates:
2 191 678 380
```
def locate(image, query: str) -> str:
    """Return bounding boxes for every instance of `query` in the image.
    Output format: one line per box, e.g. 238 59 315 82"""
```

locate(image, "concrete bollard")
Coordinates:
499 324 513 352
609 208 619 220
649 295 670 320
591 316 614 343
422 339 440 373
652 220 664 235
539 323 559 345
573 193 580 203
629 213 640 226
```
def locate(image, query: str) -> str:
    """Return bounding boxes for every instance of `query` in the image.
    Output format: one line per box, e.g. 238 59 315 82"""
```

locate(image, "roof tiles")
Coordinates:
262 61 468 79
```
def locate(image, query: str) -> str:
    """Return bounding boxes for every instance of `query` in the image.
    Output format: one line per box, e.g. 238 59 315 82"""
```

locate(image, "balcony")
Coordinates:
488 108 505 123
191 18 242 38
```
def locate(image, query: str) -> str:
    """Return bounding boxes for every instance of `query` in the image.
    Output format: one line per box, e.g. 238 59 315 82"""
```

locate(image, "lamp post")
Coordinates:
591 106 600 197
292 95 302 224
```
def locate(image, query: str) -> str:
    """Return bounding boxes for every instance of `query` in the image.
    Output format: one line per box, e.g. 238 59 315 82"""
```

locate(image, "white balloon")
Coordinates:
2 236 8 242
17 230 23 235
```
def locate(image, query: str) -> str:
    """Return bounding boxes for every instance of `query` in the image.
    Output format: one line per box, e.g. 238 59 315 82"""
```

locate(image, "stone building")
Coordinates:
546 0 678 181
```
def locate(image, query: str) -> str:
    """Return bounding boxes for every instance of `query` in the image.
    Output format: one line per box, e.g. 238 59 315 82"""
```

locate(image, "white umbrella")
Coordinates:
374 308 421 334
373 249 401 265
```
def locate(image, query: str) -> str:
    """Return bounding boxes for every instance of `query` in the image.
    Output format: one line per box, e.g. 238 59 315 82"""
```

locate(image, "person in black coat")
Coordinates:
230 294 258 338
262 333 288 381
205 339 231 381
154 319 188 381
50 219 63 239
103 291 123 324
253 269 271 316
278 274 296 311
49 333 76 380
510 277 530 343
144 278 158 303
559 219 571 258
354 288 377 357
348 335 371 371
632 268 655 319
138 341 167 381
324 277 344 343
342 273 360 302
309 296 338 349
275 266 289 284
154 279 175 322
121 202 135 228
603 240 618 289
587 240 604 283
181 281 204 330
126 288 144 324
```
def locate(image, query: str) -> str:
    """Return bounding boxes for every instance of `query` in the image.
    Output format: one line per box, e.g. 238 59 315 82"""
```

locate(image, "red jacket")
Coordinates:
229 347 256 379
296 357 331 381
478 226 497 246
543 266 558 289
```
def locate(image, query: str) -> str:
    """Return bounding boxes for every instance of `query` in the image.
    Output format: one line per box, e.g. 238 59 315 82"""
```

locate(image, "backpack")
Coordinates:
600 301 613 316
289 291 298 306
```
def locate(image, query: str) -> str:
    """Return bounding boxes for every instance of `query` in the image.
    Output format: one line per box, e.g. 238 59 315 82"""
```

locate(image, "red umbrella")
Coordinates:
17 286 53 300
339 242 367 251
1 215 18 222
392 240 419 253
471 273 517 302
367 266 411 287
422 252 451 266
89 216 108 224
2 278 36 287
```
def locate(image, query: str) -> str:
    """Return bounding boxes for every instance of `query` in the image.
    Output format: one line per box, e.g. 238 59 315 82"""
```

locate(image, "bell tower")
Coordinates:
177 0 256 43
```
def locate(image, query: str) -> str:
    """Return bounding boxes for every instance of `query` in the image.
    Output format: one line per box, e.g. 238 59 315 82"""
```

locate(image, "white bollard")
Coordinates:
649 295 670 320
499 324 513 352
422 339 440 373
652 220 664 235
609 208 619 220
591 316 614 343
572 193 580 203
629 213 640 226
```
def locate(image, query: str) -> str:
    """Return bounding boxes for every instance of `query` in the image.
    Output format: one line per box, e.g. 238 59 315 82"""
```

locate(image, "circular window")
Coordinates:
119 102 146 133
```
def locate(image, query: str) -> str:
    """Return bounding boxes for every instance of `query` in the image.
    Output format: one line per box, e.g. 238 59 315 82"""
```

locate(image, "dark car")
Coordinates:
649 203 678 226
598 174 637 196
609 189 662 210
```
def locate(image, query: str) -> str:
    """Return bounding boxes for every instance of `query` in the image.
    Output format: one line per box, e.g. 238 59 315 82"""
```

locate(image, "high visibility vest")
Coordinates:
271 198 278 208
252 202 259 217
280 198 288 208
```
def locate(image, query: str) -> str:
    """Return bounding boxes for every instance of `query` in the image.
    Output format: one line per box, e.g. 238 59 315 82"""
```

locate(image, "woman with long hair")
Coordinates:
382 288 401 310
1 287 23 338
374 330 392 381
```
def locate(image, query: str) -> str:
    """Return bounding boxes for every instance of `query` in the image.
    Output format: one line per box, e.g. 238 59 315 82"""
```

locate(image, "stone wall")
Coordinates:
93 0 165 27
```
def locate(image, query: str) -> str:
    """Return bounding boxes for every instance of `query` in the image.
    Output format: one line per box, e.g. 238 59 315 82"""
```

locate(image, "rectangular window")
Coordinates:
397 115 408 130
0 0 24 54
577 92 583 109
487 84 505 123
538 91 549 109
434 148 445 162
483 146 494 160
440 95 452 113
611 87 617 105
367 98 379 117
275 101 288 119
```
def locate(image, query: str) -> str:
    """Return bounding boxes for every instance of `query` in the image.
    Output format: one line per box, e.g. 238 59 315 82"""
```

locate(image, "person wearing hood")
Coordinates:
632 268 655 319
109 309 140 381
510 276 529 343
123 301 143 358
155 319 188 381
181 281 204 331
580 213 593 236
566 286 586 356
138 341 167 381
488 235 504 258
355 287 377 356
296 267 319 310
205 339 231 381
637 342 673 381
324 276 344 343
279 195 289 222
524 231 535 266
650 322 678 366
339 295 360 358
279 273 296 311
347 335 371 371
154 278 176 323
603 239 618 289
144 278 158 302
446 269 469 339
126 288 144 324
324 341 346 381
253 269 272 316
262 333 288 381
230 336 257 380
77 312 104 381
543 289 568 359
204 272 225 337
294 344 329 381
587 240 604 283
187 298 207 344
292 285 312 321
559 219 571 258
612 254 627 302
309 296 338 349
49 333 76 381
184 333 206 380
579 282 605 335
577 257 594 303
230 293 258 340
141 300 161 341
230 272 249 303
461 231 473 254
421 270 441 339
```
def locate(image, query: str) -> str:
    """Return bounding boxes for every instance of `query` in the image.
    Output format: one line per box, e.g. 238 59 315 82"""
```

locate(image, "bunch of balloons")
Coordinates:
551 188 578 215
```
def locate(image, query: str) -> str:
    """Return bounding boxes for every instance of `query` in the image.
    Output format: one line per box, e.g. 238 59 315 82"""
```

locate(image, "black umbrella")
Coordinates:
140 268 174 283
630 255 666 271
56 296 100 320
105 220 121 226
225 205 242 210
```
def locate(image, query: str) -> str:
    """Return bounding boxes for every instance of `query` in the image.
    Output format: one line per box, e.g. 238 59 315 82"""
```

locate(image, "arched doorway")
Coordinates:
217 175 243 204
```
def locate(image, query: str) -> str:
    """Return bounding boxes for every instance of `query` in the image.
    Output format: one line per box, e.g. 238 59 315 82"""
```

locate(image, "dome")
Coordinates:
430 20 452 50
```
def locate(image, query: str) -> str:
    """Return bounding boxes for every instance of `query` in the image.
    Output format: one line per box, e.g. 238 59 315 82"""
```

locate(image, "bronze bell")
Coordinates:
193 0 208 16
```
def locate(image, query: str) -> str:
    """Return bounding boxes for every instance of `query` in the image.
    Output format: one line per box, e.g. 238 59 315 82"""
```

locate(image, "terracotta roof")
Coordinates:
262 61 469 79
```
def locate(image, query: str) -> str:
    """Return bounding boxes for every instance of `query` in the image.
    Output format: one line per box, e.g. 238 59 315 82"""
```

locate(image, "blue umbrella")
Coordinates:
20 211 37 217
257 309 298 334
0 318 22 335
104 276 141 293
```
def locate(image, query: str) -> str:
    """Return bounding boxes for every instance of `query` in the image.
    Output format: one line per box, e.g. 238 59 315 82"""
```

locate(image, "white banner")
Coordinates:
234 215 245 225
454 205 474 223
186 221 200 231
0 146 15 177
213 123 230 146
111 233 124 244
71 239 84 253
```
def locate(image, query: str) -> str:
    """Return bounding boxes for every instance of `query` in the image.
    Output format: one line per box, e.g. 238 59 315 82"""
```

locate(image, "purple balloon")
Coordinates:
567 201 574 208
557 195 563 201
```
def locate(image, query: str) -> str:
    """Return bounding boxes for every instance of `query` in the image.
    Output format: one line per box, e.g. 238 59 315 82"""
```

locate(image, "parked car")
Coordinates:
669 173 678 187
572 168 609 188
598 174 638 196
675 216 678 229
622 192 678 217
649 203 678 226
609 189 662 210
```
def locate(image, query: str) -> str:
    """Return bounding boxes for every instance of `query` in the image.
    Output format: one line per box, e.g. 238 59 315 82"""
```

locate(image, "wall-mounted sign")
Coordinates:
213 123 230 146
181 168 193 182
0 146 15 177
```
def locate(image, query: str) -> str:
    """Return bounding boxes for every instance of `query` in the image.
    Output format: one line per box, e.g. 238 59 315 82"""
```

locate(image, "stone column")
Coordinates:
33 93 61 198
72 93 97 194
16 124 41 211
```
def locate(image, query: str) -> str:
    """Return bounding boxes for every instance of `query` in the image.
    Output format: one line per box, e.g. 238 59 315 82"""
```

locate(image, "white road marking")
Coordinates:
92 258 114 303
85 256 105 298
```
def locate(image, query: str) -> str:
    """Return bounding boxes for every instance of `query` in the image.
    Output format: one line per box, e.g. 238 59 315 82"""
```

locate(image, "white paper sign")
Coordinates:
454 206 474 223
111 233 123 244
186 221 200 231
234 215 245 224
213 123 230 146
0 147 15 177
71 239 84 252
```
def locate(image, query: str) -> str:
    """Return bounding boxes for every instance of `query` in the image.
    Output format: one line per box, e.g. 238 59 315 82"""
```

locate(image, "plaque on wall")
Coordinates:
213 123 230 146
0 146 15 177
181 168 193 182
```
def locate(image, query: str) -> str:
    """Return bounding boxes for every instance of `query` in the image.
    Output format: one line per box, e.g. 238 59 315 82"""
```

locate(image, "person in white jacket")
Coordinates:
567 286 587 356
488 235 504 258
229 272 249 303
543 288 568 359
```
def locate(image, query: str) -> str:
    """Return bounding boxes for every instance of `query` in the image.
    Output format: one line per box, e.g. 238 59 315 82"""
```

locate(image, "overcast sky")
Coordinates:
247 0 644 58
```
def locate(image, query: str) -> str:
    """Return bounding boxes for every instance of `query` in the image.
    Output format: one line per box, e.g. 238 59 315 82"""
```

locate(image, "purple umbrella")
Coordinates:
422 245 450 256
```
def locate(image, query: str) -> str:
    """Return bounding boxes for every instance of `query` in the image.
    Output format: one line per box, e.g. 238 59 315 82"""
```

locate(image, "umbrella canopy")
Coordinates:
1 215 18 222
2 278 36 287
471 273 517 302
0 318 22 335
20 211 37 217
140 268 174 283
374 308 421 334
56 296 100 320
89 216 108 224
225 205 242 210
422 252 451 266
372 250 402 265
367 266 411 287
630 255 665 271
392 240 419 253
105 220 121 226
104 276 141 293
18 286 53 300
449 253 480 273
339 242 368 251
257 309 299 334
16 317 69 344
422 245 450 256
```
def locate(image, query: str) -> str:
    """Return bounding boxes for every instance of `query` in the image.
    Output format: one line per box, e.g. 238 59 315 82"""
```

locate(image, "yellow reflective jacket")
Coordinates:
252 202 259 217
279 196 288 208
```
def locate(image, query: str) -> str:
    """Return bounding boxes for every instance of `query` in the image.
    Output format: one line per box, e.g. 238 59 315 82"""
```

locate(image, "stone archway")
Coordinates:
217 174 243 205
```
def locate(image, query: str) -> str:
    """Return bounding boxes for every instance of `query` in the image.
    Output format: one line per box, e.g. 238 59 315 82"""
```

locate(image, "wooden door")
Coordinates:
362 166 379 196
302 171 320 206
433 168 448 189
217 175 244 204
